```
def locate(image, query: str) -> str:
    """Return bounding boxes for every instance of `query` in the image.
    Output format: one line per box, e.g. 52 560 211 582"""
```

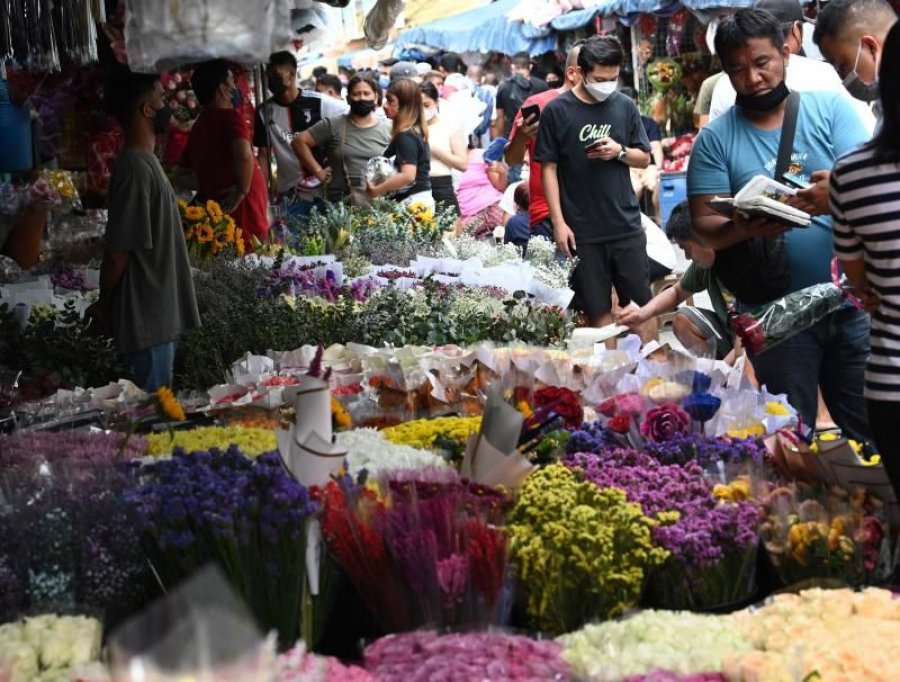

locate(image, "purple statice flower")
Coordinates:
565 421 614 454
644 432 767 469
0 430 147 467
50 267 97 292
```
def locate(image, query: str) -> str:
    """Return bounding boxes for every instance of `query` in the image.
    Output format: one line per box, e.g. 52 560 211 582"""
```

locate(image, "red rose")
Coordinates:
640 403 690 442
607 412 632 434
598 397 618 417
535 386 584 429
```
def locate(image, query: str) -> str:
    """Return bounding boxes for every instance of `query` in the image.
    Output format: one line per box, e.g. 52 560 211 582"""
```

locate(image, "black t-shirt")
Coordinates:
384 130 431 201
496 74 549 138
533 90 651 244
253 94 328 167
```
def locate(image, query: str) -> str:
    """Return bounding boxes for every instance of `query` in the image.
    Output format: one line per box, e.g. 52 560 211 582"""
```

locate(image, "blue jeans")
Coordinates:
124 340 176 392
748 304 871 441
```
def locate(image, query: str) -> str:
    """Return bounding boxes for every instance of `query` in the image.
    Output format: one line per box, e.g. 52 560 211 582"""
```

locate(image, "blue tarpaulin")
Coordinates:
396 0 557 56
550 0 757 30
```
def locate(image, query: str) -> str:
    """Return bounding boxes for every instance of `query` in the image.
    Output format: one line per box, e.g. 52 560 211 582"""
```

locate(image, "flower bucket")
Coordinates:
1 205 47 268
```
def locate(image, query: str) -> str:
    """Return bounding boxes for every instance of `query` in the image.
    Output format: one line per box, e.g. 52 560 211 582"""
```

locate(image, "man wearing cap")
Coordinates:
389 61 421 83
813 0 898 112
708 0 875 134
254 51 348 216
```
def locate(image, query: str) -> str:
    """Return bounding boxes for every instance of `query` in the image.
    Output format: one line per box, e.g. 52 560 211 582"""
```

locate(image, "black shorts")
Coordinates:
570 232 652 320
431 175 459 216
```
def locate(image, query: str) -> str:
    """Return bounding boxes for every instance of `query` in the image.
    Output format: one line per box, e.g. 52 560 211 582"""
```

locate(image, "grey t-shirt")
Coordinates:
308 114 391 198
104 149 200 354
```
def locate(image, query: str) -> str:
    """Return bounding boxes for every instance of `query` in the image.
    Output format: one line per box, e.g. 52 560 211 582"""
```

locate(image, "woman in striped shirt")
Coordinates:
830 20 900 494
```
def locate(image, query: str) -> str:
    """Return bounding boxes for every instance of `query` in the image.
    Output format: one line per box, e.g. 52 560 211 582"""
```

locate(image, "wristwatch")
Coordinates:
616 145 628 162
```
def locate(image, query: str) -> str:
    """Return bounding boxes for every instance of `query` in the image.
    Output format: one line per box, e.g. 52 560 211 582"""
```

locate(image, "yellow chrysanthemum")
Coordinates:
765 401 790 416
235 229 245 256
195 223 215 244
184 226 196 241
155 386 186 422
206 200 224 223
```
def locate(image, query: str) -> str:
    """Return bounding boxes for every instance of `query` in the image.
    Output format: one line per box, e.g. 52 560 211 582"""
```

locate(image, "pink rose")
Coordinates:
640 403 689 442
616 393 646 415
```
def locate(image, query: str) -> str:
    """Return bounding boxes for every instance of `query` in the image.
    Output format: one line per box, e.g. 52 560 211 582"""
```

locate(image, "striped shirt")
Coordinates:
830 144 900 401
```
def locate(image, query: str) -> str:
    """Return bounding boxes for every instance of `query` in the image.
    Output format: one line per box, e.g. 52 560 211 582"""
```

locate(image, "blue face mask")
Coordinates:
231 86 243 109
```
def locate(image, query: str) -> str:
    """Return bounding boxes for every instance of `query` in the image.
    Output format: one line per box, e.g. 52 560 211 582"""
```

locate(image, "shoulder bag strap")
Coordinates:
774 91 800 180
340 115 352 193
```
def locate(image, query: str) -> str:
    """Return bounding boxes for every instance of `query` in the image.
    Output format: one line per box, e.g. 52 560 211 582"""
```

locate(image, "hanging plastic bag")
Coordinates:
364 0 405 50
124 0 294 72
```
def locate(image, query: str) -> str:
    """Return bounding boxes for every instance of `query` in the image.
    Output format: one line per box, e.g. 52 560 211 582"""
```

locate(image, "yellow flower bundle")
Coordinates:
381 416 482 450
145 426 277 457
507 464 669 635
178 199 244 262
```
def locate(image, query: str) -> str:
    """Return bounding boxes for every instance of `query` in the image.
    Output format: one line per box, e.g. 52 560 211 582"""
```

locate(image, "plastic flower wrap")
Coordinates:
335 428 447 475
319 468 511 633
363 156 399 189
507 463 669 634
125 448 319 648
364 631 570 682
730 283 846 356
558 610 752 681
757 481 890 586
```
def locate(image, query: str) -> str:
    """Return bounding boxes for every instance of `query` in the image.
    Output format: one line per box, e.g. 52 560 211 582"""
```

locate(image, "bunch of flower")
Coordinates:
532 386 583 430
335 428 448 476
49 267 97 292
0 462 150 626
0 615 103 682
757 482 888 585
558 610 751 681
349 199 451 265
363 631 570 682
380 415 482 451
507 463 669 634
624 673 726 682
162 69 200 123
144 425 277 457
125 448 320 648
319 468 510 633
275 644 375 682
566 448 760 610
179 198 245 262
0 430 146 467
643 432 768 472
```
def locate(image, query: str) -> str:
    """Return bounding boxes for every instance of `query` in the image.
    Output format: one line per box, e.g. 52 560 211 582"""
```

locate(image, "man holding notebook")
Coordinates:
686 8 872 440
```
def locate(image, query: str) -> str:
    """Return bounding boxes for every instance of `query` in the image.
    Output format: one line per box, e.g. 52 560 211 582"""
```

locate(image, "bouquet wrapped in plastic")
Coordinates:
730 283 846 355
363 157 413 197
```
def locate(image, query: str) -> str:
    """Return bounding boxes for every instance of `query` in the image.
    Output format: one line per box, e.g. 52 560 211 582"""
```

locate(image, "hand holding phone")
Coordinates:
520 103 540 125
782 173 811 190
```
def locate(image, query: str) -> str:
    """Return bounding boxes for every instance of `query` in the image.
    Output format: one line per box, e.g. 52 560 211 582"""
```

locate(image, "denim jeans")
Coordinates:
748 304 871 441
124 340 176 392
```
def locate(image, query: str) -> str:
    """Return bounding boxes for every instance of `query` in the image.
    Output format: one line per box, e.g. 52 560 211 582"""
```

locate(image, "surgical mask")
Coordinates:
841 41 879 103
268 76 288 98
585 80 617 102
151 104 171 134
735 79 789 112
230 86 243 109
349 99 376 117
423 106 437 122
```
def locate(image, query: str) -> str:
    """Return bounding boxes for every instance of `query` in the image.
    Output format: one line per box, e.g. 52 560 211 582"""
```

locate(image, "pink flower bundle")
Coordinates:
364 631 570 682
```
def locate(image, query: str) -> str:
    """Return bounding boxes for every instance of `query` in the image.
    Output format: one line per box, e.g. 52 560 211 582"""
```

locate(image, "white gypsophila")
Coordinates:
336 428 447 475
524 236 556 267
448 288 506 320
481 242 521 268
557 610 753 681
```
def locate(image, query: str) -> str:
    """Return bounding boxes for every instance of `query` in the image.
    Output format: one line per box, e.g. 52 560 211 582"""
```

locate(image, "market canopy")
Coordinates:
546 0 758 30
396 0 557 57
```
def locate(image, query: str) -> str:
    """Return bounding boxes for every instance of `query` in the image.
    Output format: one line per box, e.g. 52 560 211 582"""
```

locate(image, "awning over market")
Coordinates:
539 0 758 31
396 0 557 57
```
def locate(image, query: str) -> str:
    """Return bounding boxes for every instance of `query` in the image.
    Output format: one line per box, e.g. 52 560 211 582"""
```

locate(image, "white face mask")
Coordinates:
424 106 437 122
585 80 617 102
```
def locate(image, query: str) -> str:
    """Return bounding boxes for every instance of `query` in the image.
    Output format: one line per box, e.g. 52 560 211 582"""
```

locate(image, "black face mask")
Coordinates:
268 76 288 99
349 99 376 117
152 104 172 134
735 80 790 112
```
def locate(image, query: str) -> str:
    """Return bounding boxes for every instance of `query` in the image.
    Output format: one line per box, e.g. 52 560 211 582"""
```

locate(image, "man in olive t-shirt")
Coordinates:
87 68 200 391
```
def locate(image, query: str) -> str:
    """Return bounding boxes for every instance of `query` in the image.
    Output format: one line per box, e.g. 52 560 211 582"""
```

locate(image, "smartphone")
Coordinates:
584 138 605 152
782 173 811 190
520 103 540 124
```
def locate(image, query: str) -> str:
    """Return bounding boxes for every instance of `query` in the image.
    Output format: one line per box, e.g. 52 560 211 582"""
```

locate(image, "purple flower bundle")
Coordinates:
259 262 377 303
50 268 97 292
125 447 319 648
0 461 150 625
565 448 760 609
0 430 147 467
565 421 616 455
363 631 570 682
643 432 767 471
